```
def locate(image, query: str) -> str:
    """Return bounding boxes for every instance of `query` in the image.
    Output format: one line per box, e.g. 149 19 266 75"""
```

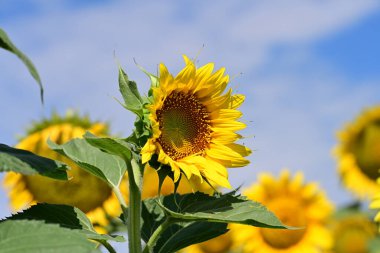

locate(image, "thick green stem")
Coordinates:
127 159 143 253
99 240 117 253
142 218 172 253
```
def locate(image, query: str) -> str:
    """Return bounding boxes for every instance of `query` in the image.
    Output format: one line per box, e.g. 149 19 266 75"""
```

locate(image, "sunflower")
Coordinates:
141 55 251 189
231 170 333 253
181 229 233 253
334 105 380 199
3 112 124 232
327 211 377 253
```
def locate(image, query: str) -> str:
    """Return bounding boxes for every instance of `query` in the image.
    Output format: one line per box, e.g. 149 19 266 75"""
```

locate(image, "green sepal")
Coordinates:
134 59 159 88
0 143 68 180
0 27 43 103
118 66 144 116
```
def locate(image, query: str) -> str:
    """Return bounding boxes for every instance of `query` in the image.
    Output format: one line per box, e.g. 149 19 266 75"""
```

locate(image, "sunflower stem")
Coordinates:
98 240 117 253
126 158 143 253
142 218 172 253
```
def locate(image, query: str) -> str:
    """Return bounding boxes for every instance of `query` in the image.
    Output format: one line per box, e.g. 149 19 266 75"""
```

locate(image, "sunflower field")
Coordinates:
1 24 380 253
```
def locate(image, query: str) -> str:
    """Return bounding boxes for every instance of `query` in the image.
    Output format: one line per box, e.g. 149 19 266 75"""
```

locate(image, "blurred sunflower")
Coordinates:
3 112 124 232
141 55 251 189
334 105 380 199
231 170 333 253
327 211 377 253
181 229 233 253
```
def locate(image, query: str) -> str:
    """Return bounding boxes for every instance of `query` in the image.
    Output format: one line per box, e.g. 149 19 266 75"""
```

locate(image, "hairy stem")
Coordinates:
127 159 143 253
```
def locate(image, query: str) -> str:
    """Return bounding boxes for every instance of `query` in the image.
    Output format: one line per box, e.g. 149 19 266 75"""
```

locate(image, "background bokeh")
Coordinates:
1 0 380 243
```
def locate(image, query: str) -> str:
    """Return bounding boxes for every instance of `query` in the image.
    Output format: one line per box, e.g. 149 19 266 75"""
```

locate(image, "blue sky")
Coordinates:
1 0 380 246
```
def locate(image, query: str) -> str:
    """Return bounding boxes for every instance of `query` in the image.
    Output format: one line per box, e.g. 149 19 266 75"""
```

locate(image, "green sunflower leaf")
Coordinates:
0 220 100 253
83 132 134 161
155 222 228 253
157 191 288 229
0 27 43 103
141 197 228 253
48 138 127 188
0 143 68 180
118 66 143 116
1 203 125 243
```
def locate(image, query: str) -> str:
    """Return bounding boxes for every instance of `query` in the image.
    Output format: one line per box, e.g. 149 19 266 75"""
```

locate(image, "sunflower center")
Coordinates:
24 156 112 213
260 198 307 249
156 92 212 160
352 121 380 180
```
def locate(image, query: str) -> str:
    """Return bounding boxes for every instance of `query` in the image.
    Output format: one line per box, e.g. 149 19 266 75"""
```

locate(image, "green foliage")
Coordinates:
118 67 144 116
154 222 228 253
0 220 100 253
0 143 68 180
84 132 134 161
0 27 43 103
2 203 124 242
141 197 228 253
48 138 127 188
158 191 288 228
140 191 287 252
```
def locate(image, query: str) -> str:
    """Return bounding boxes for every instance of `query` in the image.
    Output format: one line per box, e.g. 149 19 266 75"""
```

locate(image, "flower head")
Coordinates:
3 112 123 231
231 170 333 253
141 56 251 189
335 105 380 199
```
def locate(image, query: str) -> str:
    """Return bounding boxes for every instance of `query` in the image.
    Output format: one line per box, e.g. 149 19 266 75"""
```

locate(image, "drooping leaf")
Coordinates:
118 66 143 116
141 197 228 253
0 28 43 103
158 191 288 228
48 138 127 188
0 220 100 253
2 203 124 242
155 222 228 253
83 133 144 192
0 143 68 180
83 132 134 161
